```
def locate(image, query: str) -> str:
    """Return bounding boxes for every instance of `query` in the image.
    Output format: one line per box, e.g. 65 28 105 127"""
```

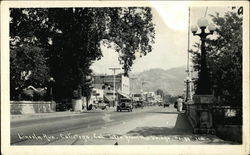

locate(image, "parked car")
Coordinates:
163 102 170 108
97 102 108 110
88 101 108 110
56 99 72 111
117 98 133 112
133 100 144 109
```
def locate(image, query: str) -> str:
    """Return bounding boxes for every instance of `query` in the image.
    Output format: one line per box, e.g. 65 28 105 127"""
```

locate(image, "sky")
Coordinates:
90 5 232 75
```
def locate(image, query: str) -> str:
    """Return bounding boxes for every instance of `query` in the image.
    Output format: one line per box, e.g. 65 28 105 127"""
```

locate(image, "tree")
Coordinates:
10 9 51 100
190 11 242 106
10 45 49 100
10 8 155 102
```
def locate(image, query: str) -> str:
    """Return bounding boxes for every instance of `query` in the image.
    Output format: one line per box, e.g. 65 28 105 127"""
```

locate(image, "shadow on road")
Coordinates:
127 113 192 136
125 113 233 144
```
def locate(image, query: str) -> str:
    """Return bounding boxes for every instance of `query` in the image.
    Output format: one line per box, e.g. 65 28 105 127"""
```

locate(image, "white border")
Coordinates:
1 1 249 155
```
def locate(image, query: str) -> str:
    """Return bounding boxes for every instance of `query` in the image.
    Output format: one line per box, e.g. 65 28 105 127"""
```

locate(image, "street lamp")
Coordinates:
49 77 55 103
191 17 215 95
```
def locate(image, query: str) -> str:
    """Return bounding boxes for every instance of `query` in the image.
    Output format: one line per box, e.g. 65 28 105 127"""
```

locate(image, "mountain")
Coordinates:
130 66 187 96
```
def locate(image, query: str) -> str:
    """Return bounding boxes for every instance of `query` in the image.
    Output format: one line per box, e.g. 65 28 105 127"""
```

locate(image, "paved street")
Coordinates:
11 106 232 145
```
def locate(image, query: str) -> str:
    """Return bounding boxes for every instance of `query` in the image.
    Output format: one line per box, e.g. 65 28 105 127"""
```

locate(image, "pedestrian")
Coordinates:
177 96 183 112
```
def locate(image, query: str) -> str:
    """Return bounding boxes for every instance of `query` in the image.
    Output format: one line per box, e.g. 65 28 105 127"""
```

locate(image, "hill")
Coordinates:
130 66 187 95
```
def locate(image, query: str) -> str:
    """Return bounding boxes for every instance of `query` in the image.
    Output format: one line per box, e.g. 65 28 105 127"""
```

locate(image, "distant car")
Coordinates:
132 101 144 109
98 102 108 110
163 102 170 108
117 98 133 112
56 99 72 111
88 101 108 110
158 102 163 106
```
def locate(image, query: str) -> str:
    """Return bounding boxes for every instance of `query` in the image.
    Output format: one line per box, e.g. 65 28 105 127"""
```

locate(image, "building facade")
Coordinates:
92 73 130 106
93 73 130 96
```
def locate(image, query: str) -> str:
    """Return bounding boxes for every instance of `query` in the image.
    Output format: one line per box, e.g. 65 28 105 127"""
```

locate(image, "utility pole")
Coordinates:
109 68 121 107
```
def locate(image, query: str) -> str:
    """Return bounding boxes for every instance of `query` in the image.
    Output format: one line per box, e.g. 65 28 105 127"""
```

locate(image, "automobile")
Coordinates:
97 102 108 110
163 102 170 108
158 102 163 106
56 99 72 111
88 101 108 110
132 100 144 109
117 98 133 112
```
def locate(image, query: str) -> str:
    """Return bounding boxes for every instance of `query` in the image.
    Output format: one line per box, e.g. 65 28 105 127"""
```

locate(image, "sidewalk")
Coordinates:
11 110 82 122
11 106 117 122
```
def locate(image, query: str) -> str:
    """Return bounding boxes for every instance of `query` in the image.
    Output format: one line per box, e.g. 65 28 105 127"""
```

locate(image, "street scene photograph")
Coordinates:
2 1 248 153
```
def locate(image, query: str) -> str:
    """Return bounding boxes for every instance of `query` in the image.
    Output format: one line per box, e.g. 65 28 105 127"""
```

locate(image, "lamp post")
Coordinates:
184 76 192 102
49 77 55 103
191 17 215 95
190 17 216 134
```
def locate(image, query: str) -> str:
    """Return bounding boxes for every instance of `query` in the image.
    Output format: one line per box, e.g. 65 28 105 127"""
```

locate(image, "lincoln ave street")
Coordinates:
11 106 231 145
8 5 244 147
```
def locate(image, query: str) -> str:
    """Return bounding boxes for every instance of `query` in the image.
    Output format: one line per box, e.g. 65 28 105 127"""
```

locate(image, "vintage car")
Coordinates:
117 98 133 112
56 99 72 111
132 100 144 109
88 100 108 110
163 102 170 108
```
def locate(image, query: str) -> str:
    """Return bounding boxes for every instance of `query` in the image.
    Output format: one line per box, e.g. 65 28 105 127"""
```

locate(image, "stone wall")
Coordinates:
11 101 56 114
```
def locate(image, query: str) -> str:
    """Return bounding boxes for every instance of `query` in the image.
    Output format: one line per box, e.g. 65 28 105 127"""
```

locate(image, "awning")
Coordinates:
117 90 131 99
104 95 114 102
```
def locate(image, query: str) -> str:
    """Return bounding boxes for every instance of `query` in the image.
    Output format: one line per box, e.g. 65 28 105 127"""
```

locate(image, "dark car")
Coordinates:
163 102 170 108
133 101 144 109
56 99 72 111
117 98 133 112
